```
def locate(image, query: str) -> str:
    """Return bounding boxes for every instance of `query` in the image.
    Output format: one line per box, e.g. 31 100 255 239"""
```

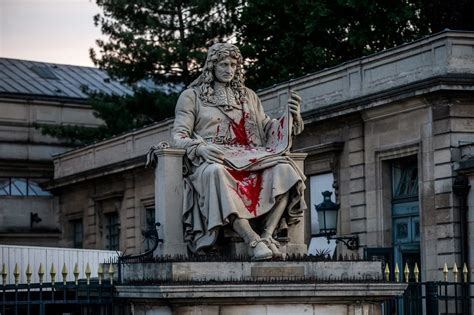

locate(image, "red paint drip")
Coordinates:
279 116 285 128
228 169 263 216
230 115 250 146
277 116 285 140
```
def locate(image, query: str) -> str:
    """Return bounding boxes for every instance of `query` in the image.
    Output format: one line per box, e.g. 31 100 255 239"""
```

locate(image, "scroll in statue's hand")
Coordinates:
288 90 302 119
197 144 225 164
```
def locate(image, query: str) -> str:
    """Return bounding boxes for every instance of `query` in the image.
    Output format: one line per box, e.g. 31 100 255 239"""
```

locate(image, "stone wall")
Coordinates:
0 96 103 246
0 98 101 162
56 167 154 253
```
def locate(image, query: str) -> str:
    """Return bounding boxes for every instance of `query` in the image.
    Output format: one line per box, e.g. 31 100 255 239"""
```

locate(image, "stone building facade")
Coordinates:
0 58 133 246
46 31 474 281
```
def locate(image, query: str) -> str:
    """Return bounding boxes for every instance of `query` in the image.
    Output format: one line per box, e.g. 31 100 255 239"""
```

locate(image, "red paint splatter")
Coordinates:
249 158 257 163
230 115 251 146
277 116 285 140
216 125 220 135
228 169 263 216
279 116 285 128
277 125 283 140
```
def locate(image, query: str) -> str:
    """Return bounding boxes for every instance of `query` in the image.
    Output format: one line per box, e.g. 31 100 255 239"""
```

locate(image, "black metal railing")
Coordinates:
0 280 122 315
385 281 473 315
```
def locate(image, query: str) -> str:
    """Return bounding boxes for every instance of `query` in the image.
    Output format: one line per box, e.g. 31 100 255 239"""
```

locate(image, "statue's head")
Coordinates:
189 43 246 104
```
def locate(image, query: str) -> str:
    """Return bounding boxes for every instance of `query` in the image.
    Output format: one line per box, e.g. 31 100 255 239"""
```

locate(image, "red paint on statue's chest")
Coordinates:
229 112 251 146
228 169 263 216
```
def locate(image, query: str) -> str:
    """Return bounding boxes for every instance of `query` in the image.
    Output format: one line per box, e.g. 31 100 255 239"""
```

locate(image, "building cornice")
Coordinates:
302 73 474 124
45 155 147 190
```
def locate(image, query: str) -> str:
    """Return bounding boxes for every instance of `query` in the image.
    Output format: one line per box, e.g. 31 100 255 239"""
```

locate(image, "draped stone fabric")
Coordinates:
172 86 307 252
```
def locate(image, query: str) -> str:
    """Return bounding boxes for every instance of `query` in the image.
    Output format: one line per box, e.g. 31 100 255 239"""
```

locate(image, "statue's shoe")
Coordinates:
262 237 283 259
249 240 273 261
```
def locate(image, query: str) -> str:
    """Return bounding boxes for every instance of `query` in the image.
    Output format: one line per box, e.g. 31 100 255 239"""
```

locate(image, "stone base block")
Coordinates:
131 303 381 315
118 282 406 315
121 260 384 283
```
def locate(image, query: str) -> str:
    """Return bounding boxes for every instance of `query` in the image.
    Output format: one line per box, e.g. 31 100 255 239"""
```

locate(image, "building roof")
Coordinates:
0 58 147 101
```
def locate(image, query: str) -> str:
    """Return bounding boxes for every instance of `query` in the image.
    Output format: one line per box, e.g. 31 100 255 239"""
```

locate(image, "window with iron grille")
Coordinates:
72 219 83 248
0 177 52 196
105 213 120 250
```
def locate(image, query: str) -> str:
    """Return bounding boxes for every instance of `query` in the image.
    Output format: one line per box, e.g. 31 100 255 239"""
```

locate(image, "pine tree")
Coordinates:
237 0 430 89
90 0 241 86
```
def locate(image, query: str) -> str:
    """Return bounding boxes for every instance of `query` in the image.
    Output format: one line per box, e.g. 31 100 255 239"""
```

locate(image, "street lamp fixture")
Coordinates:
315 191 359 250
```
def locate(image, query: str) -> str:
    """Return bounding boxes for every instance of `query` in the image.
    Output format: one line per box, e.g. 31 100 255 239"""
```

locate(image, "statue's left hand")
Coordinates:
288 90 301 118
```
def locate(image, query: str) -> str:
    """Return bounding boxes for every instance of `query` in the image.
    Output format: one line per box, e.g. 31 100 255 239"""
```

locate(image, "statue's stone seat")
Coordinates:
152 146 307 258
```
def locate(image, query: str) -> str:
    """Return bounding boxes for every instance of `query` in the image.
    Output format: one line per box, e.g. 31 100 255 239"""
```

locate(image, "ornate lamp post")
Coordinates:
315 191 359 250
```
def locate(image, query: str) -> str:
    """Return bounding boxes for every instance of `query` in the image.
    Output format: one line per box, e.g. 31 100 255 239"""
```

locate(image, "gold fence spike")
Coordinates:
50 263 56 286
414 263 420 283
25 264 32 285
85 263 91 285
384 264 390 281
463 263 469 283
98 263 103 285
443 263 448 282
73 263 80 285
13 263 20 286
62 263 68 285
404 263 410 283
108 264 114 285
38 263 45 285
394 263 400 283
1 263 7 286
453 262 459 283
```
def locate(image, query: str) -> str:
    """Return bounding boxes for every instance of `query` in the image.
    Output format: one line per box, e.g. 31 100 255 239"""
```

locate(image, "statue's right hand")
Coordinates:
196 144 225 163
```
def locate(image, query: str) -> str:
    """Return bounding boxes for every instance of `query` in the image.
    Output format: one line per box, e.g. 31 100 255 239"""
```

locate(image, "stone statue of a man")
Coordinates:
172 43 306 260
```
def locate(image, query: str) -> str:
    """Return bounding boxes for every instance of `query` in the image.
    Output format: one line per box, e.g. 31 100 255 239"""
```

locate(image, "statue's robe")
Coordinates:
172 86 307 251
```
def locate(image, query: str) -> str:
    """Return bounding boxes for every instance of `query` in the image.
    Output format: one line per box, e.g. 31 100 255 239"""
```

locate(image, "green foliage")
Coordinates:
418 0 474 33
237 0 474 90
90 0 241 86
237 0 427 89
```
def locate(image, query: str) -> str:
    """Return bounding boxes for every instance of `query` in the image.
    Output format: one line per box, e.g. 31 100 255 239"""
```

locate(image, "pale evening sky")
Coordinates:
0 0 103 67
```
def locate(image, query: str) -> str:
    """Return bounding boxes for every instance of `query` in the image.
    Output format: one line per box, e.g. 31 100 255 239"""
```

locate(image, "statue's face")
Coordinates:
214 57 238 83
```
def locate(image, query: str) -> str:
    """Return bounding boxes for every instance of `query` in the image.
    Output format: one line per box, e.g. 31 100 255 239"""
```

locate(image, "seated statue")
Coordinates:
172 43 307 260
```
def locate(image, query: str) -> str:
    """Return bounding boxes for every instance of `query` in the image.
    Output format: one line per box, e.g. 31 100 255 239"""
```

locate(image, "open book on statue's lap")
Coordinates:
223 108 293 170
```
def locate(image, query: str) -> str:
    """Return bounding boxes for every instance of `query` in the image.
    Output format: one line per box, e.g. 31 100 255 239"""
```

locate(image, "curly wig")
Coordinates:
189 43 247 105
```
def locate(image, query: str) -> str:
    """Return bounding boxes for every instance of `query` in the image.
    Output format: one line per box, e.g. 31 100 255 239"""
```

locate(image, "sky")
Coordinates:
0 0 103 67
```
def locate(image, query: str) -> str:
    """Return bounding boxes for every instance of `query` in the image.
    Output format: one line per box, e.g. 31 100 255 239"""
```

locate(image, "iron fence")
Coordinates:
0 261 124 315
0 280 121 315
385 281 473 315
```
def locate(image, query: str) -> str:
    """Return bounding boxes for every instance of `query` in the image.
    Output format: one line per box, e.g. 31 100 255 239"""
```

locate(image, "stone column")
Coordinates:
286 152 308 254
154 148 188 257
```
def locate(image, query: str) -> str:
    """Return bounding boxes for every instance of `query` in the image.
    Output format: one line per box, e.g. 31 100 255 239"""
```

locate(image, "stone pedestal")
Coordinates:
154 148 188 257
118 260 405 315
122 260 384 283
119 282 405 315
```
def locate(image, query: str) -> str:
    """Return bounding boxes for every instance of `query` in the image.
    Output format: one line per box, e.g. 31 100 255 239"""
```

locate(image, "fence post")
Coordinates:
426 281 439 314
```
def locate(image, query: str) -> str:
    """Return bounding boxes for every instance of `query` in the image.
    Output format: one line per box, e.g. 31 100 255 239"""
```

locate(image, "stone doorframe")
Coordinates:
373 141 421 247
